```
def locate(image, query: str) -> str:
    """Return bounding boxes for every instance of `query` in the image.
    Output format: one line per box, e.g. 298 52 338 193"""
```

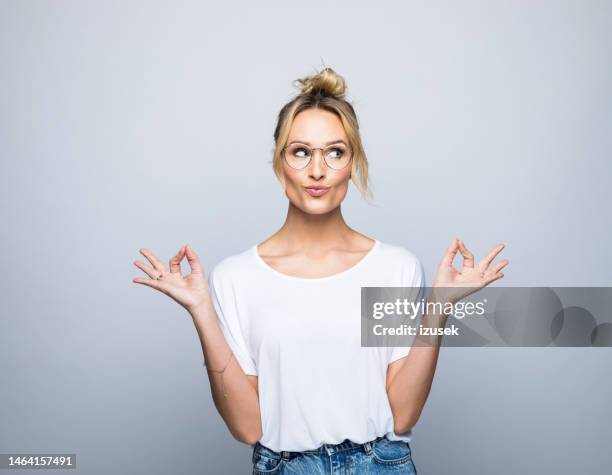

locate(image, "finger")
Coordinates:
169 246 186 274
139 248 167 273
477 243 505 273
490 259 509 274
185 244 203 274
457 239 475 268
133 260 160 279
485 272 504 285
132 276 166 290
440 238 460 267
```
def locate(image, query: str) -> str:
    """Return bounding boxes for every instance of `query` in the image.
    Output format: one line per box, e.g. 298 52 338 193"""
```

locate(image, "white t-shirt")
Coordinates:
207 239 426 452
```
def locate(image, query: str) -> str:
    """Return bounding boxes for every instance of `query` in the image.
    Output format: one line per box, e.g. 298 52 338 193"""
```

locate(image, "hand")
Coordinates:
132 244 210 314
431 238 508 304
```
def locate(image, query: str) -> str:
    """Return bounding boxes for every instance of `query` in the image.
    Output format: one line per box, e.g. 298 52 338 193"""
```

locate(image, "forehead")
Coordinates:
288 108 347 143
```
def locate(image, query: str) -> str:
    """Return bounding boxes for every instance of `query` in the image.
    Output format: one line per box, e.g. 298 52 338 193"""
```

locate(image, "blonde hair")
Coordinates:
272 67 373 201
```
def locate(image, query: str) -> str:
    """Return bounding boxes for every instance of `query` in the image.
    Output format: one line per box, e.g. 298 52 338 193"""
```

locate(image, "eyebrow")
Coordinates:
287 139 348 146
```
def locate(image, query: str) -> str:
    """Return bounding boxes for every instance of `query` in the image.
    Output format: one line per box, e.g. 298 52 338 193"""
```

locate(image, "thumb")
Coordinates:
185 244 203 274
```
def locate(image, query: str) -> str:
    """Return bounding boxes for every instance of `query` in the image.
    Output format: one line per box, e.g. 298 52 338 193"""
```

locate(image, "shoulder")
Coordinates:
207 245 256 287
376 240 422 268
376 240 426 285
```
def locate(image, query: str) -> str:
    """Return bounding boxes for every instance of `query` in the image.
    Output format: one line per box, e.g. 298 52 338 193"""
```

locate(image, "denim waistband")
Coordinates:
254 435 387 461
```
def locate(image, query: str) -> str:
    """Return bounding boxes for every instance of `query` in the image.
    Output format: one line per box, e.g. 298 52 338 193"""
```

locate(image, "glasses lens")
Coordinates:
284 144 311 169
323 145 351 170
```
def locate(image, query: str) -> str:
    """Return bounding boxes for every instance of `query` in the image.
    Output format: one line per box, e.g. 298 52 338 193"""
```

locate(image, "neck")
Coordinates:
272 201 357 251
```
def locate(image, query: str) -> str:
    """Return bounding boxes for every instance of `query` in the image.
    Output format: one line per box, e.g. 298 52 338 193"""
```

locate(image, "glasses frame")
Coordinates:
281 143 353 170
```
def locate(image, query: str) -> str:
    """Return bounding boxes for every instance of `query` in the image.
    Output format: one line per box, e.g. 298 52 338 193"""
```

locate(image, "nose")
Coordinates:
308 149 326 179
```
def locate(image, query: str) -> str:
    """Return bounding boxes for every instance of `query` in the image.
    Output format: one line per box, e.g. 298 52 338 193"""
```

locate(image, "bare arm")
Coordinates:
386 303 447 434
386 238 509 433
133 244 262 445
189 300 262 444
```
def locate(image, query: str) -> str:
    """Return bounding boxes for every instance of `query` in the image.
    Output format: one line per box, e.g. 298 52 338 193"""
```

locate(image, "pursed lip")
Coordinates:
303 185 330 196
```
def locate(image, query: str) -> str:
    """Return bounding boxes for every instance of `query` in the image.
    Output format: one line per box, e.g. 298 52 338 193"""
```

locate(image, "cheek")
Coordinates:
283 166 302 188
330 170 352 190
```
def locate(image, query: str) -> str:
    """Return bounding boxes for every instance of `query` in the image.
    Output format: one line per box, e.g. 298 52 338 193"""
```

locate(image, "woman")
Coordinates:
132 67 508 474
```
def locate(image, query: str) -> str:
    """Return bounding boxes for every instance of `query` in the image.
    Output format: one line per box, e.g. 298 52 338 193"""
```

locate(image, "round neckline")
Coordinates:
252 239 381 282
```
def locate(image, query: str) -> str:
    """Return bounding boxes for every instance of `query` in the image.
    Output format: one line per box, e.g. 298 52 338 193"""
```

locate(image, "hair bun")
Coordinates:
294 67 347 99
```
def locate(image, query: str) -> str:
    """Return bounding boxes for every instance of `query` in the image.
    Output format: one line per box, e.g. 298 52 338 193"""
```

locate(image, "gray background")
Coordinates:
1 1 610 474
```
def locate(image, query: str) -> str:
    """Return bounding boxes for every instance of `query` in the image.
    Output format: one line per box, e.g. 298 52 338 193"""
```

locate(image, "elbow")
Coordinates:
393 420 413 435
232 425 262 446
238 431 262 446
393 418 415 435
393 410 421 435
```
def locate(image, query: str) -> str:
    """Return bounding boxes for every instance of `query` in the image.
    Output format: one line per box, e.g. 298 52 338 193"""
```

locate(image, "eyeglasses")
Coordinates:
281 142 353 170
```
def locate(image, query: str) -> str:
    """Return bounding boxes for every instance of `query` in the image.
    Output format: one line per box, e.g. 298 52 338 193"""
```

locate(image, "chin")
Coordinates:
286 193 336 215
302 203 336 215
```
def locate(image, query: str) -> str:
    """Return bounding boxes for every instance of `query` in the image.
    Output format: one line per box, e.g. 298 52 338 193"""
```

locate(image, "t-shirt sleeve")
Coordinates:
207 266 258 376
387 255 427 365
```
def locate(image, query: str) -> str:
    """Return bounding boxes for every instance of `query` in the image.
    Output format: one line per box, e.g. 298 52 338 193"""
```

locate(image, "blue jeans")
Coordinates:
252 435 417 474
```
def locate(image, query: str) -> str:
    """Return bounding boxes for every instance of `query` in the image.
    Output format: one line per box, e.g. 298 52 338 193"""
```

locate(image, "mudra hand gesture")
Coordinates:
431 238 509 305
132 245 210 314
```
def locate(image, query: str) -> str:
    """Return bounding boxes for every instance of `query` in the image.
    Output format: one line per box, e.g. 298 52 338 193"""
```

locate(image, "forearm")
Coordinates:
189 299 262 444
387 237 508 433
387 297 449 433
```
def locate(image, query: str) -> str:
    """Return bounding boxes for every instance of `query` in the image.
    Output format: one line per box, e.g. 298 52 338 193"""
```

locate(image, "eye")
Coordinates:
326 147 345 159
292 146 310 158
